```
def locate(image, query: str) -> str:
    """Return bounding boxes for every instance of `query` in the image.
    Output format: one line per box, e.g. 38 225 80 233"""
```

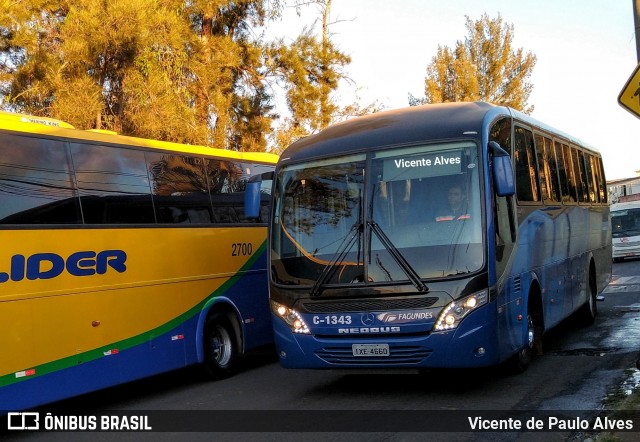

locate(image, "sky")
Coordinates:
268 0 640 180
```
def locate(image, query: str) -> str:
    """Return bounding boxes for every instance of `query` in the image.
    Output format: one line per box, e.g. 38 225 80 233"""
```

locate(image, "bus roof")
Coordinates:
611 201 640 212
0 110 76 129
0 110 278 164
280 102 598 164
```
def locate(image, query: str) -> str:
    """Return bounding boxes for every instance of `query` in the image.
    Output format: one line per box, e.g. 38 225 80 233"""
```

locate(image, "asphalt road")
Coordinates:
6 260 640 442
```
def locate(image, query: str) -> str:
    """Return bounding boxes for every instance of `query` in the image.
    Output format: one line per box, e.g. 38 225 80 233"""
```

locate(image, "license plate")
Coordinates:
352 343 389 357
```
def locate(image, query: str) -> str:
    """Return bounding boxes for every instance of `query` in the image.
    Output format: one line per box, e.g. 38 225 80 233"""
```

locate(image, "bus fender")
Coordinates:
195 297 245 364
523 270 543 312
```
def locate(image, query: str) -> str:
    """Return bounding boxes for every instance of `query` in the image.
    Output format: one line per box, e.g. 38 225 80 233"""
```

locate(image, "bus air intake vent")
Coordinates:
513 276 521 293
302 297 439 313
316 346 431 365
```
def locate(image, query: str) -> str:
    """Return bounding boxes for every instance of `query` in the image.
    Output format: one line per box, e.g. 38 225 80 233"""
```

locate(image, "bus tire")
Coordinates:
509 295 542 374
203 313 238 380
577 268 598 326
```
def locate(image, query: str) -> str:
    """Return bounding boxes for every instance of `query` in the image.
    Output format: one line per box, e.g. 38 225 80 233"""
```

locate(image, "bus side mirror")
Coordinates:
244 181 262 219
244 171 274 219
489 141 515 197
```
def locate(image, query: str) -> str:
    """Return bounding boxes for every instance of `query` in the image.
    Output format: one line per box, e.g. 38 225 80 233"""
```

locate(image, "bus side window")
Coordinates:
571 146 587 203
562 144 577 202
490 118 516 274
554 141 572 203
494 194 516 274
146 153 214 224
206 159 246 224
514 126 541 203
580 150 597 203
535 133 561 204
0 134 81 224
71 143 156 224
595 156 607 203
544 137 562 203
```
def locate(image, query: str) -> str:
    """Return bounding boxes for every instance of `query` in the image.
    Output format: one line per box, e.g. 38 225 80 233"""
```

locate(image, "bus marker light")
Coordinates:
517 315 523 321
16 369 36 378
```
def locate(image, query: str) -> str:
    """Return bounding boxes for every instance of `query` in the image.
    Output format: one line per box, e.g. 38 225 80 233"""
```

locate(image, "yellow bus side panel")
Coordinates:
0 227 266 376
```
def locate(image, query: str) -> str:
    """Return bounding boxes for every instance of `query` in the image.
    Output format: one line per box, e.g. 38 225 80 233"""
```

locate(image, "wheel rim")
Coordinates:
526 314 535 349
589 275 597 316
210 325 232 366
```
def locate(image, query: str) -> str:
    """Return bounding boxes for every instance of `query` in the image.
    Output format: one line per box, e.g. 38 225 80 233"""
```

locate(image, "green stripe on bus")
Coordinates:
0 240 267 388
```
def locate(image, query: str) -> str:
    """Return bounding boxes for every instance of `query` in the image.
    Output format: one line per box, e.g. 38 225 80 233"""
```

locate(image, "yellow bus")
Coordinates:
0 111 278 410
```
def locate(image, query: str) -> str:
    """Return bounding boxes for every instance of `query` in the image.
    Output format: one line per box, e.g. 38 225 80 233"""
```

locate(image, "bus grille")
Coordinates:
315 346 431 365
302 297 438 313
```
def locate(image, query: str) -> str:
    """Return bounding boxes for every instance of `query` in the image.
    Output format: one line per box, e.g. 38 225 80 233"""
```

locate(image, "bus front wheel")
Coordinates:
509 300 542 374
203 313 238 379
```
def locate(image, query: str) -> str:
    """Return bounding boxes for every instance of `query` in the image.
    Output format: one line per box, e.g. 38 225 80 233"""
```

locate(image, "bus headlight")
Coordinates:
271 300 310 334
434 289 488 331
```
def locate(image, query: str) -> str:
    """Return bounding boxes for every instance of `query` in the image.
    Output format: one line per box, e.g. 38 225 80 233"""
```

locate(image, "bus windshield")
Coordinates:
611 207 640 238
271 141 484 288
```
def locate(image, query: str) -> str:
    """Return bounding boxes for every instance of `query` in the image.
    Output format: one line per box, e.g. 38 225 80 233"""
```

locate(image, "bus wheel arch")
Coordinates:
509 282 544 373
202 304 244 380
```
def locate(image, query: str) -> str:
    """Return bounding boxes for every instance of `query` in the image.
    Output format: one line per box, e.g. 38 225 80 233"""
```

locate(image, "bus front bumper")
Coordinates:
612 242 640 259
271 313 499 369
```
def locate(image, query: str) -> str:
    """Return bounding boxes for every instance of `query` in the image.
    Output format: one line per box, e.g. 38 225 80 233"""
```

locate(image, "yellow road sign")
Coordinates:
619 62 640 118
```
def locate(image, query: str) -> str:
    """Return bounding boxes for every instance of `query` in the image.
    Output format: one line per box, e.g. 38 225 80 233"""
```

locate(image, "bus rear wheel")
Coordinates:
203 313 238 380
577 269 598 326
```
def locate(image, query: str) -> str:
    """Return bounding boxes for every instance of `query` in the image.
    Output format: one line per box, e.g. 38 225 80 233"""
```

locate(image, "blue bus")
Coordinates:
247 101 611 372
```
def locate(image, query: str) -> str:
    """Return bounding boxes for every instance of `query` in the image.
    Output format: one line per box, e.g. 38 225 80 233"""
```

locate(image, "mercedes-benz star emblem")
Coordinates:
361 313 375 326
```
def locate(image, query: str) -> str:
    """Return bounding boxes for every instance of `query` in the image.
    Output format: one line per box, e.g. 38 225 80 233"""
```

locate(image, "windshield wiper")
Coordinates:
367 220 428 293
310 221 363 298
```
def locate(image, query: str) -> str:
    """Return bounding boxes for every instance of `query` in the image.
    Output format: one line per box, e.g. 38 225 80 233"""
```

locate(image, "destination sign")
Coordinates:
383 150 463 180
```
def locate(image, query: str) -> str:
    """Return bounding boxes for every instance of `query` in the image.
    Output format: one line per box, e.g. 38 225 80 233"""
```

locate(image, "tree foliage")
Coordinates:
414 14 537 113
0 0 69 113
270 24 350 149
268 0 381 152
0 0 378 151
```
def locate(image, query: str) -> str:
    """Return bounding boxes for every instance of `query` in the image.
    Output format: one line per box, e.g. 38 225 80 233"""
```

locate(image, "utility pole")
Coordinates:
635 0 640 61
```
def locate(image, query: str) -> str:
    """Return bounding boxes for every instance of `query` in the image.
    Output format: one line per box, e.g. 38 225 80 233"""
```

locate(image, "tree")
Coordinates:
0 0 70 114
0 0 372 153
54 0 198 135
270 0 380 153
186 0 280 151
270 0 348 151
0 0 281 151
414 14 536 113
